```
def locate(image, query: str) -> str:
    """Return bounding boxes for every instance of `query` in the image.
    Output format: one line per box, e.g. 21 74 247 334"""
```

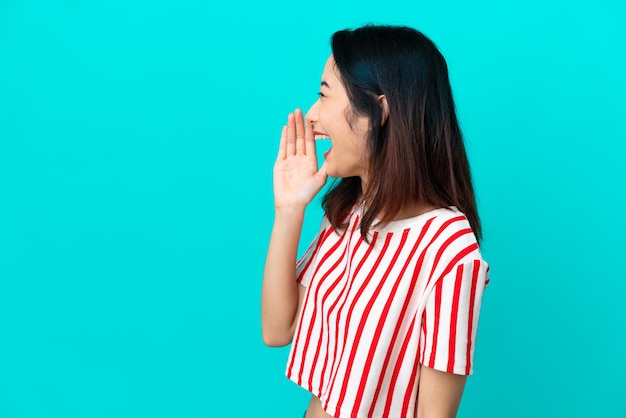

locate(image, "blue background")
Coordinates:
1 0 625 417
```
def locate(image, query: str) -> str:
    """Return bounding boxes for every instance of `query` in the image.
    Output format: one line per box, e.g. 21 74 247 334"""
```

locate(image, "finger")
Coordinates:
286 113 296 156
304 119 316 156
295 108 305 155
277 125 287 160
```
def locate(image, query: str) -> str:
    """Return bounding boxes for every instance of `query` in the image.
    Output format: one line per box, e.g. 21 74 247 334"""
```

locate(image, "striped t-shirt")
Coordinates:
286 206 489 418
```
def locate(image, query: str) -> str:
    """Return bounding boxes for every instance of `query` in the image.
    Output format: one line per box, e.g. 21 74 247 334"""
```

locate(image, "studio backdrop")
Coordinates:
1 0 624 417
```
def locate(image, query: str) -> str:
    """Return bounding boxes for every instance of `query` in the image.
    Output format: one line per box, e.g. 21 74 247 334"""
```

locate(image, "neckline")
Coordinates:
363 206 460 233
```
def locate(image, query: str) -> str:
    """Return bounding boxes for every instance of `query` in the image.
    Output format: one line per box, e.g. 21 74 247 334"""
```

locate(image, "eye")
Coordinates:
317 91 325 98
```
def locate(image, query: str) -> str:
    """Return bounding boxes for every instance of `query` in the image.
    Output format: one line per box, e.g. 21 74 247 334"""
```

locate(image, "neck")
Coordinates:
390 203 438 221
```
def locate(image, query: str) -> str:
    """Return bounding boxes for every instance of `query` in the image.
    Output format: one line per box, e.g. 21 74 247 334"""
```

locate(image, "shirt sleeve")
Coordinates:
295 218 330 288
418 259 490 375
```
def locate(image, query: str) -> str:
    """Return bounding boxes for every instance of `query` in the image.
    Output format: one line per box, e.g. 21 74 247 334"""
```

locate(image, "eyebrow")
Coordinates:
320 80 331 89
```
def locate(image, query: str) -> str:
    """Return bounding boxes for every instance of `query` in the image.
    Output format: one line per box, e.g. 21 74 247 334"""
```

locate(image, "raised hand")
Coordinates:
273 109 328 211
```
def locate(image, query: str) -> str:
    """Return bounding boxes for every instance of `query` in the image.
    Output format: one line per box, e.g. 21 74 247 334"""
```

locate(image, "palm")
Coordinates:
274 154 324 207
273 110 328 210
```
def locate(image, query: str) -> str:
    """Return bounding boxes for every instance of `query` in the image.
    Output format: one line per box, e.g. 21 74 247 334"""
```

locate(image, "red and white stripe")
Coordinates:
286 207 489 418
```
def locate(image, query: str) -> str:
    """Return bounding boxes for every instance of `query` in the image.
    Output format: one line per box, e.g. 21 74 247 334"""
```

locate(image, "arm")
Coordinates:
261 109 327 347
417 366 467 418
261 209 306 346
417 260 489 416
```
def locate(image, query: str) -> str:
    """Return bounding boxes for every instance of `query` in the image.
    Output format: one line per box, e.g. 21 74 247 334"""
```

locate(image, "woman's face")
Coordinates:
306 55 370 181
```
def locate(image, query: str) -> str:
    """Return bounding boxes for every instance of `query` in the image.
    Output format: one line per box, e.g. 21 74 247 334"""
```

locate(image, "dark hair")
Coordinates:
322 24 482 242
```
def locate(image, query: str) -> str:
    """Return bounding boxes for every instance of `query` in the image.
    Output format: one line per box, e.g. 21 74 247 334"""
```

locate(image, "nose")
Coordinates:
305 99 320 125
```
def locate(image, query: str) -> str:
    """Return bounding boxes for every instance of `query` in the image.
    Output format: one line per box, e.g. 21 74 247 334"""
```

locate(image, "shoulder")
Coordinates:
382 206 477 244
415 207 486 278
428 207 478 247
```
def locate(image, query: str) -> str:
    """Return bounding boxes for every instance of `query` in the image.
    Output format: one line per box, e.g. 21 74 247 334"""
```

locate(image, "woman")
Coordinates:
262 25 489 418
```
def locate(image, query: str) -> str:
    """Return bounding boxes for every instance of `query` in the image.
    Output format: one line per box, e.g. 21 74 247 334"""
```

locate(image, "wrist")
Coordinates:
274 206 306 221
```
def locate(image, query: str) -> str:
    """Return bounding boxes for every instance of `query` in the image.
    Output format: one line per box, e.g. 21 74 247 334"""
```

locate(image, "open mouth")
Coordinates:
313 131 332 159
313 131 331 141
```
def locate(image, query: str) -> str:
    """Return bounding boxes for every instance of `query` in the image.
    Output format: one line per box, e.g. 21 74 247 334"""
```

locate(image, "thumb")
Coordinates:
316 162 329 184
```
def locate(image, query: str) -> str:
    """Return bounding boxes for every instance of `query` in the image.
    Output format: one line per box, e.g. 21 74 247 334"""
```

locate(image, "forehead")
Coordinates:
321 55 341 83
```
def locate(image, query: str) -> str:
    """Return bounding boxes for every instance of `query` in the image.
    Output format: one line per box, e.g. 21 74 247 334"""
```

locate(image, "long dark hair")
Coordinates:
322 24 482 242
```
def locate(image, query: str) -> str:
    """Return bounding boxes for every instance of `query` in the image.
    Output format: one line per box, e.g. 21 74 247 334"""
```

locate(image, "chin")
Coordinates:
325 165 339 178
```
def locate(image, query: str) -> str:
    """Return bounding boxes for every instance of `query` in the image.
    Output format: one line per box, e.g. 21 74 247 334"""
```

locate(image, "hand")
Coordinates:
273 109 328 210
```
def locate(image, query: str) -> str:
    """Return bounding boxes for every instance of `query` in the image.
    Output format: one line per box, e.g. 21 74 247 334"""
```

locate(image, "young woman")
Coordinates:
261 25 489 418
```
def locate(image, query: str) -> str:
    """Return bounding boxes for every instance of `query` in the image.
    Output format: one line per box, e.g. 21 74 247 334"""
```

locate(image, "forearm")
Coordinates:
261 208 305 346
417 366 467 418
262 108 326 346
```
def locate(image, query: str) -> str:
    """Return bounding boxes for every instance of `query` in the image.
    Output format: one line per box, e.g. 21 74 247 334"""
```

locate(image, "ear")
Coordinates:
378 95 389 126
